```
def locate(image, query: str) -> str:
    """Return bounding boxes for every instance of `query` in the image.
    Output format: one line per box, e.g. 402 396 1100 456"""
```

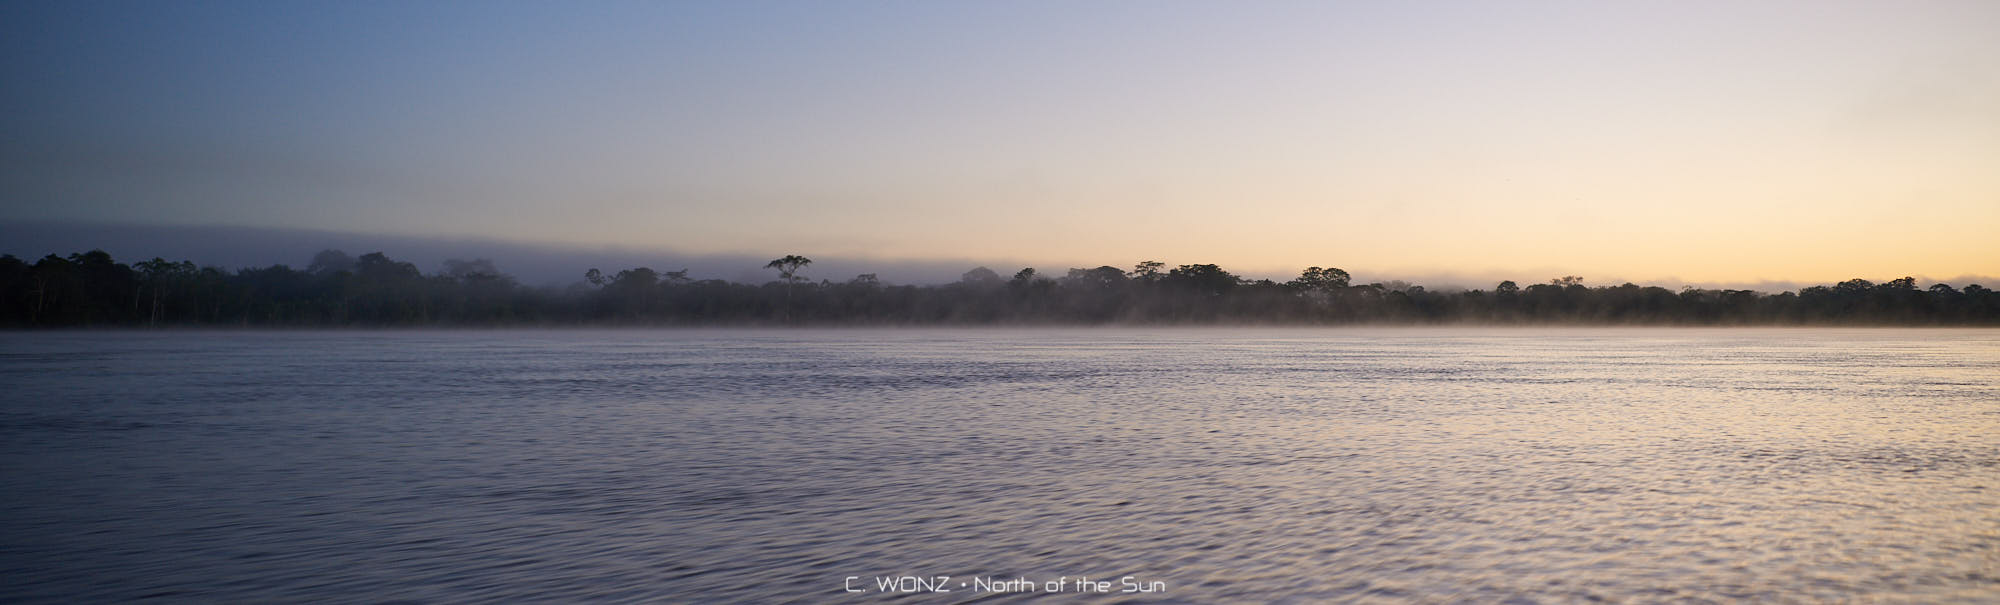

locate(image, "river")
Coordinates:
2 328 1995 602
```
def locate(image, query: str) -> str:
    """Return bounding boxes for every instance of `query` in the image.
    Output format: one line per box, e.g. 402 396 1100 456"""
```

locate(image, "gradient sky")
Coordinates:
3 1 1996 285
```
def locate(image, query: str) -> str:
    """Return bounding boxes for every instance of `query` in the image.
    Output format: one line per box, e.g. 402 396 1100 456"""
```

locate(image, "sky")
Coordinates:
2 1 1996 287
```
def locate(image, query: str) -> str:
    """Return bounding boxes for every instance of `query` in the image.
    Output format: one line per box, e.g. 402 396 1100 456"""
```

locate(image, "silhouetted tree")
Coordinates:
960 266 1003 287
1 249 1994 327
1010 267 1038 285
307 249 355 275
1167 264 1236 296
764 255 812 319
1288 266 1351 291
765 255 812 285
136 257 196 325
1129 260 1165 284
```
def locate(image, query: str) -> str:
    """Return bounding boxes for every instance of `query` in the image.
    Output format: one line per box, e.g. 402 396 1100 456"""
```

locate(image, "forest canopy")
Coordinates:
1 250 1994 327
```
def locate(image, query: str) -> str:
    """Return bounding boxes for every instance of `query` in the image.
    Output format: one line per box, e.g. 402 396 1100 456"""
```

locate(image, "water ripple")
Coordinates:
1 328 1996 602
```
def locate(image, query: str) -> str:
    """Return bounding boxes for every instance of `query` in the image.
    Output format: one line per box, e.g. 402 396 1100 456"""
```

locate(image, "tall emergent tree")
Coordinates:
765 255 812 317
764 255 812 285
1288 266 1351 291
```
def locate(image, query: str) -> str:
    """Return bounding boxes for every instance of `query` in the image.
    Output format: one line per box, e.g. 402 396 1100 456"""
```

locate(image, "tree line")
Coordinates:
1 249 1994 327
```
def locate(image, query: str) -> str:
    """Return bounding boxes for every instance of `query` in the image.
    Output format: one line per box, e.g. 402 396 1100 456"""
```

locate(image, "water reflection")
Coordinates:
1 328 1996 602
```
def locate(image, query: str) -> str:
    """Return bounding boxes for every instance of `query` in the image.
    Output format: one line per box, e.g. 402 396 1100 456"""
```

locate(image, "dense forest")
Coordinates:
1 249 1995 327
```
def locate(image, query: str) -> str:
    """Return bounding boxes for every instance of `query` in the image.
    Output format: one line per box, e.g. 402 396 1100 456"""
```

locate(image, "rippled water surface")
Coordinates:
2 328 1997 602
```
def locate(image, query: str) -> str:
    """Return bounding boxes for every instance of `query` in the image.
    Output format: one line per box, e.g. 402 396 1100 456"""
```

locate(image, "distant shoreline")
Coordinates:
5 250 1994 328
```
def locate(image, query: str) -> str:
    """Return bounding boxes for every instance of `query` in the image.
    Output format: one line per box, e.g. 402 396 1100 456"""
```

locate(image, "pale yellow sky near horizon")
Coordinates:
4 2 1996 284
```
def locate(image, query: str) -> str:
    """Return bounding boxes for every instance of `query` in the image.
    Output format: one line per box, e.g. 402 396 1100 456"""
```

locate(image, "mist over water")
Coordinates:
2 328 1996 602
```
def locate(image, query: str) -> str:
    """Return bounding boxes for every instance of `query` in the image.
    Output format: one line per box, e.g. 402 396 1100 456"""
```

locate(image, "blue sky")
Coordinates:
4 1 1997 285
